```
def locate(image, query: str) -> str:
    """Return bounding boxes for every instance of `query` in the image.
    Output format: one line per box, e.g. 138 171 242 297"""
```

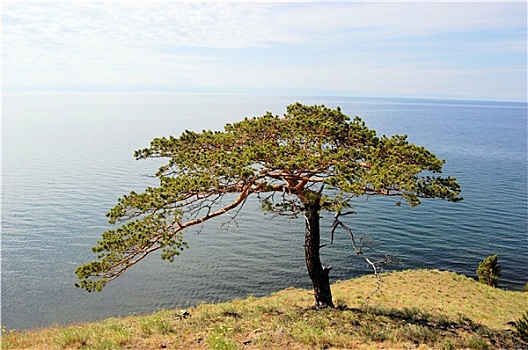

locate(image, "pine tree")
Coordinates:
76 103 462 307
476 254 501 287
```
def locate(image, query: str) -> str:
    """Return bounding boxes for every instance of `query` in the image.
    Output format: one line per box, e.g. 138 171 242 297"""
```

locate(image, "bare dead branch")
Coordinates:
331 210 394 300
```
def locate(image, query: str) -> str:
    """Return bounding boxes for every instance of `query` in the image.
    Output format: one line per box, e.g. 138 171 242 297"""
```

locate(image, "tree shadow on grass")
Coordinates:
299 304 528 349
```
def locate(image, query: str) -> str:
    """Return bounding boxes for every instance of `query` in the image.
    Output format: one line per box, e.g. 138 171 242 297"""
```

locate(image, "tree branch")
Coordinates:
331 210 394 299
89 182 256 285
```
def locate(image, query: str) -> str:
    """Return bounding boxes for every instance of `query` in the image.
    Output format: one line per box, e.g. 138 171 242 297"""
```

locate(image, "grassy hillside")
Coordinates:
2 269 527 349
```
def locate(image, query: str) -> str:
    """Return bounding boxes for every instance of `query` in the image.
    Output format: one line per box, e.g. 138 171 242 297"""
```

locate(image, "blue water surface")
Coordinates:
2 93 527 330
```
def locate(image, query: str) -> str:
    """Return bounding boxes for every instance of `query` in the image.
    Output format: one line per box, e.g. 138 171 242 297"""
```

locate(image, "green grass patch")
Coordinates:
2 269 527 349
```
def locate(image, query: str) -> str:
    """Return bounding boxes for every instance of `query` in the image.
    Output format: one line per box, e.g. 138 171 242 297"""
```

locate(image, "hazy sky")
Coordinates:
2 1 527 101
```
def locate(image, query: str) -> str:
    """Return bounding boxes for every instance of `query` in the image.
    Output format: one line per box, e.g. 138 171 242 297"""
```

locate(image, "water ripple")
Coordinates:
2 94 526 330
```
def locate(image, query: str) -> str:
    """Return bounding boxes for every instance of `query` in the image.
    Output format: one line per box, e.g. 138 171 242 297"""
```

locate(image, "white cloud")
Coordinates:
2 2 526 100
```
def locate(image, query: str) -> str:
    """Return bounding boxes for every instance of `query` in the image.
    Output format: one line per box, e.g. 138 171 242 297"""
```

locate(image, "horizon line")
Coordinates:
3 90 526 104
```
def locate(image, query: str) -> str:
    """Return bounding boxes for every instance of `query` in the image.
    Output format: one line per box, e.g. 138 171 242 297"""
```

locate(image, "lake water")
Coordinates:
2 93 527 330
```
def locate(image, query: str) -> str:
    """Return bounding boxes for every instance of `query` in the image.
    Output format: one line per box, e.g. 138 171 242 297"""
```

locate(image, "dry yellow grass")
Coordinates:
332 269 525 330
2 269 527 350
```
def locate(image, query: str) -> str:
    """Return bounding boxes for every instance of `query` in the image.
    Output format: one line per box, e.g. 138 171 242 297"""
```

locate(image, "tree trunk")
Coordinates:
304 201 335 308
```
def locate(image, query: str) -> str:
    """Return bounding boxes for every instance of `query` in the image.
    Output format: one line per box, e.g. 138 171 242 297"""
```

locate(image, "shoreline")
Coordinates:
2 269 526 349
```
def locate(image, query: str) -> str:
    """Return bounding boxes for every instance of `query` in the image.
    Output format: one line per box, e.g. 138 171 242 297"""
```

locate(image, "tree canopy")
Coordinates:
76 103 461 306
